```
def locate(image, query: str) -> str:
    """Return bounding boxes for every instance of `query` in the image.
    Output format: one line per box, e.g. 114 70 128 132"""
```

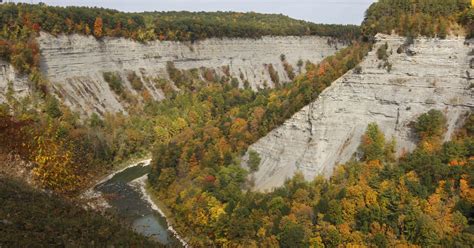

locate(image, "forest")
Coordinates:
151 110 473 247
362 0 471 38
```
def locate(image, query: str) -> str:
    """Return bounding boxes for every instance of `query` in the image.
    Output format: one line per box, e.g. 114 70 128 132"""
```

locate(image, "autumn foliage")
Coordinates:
93 17 103 38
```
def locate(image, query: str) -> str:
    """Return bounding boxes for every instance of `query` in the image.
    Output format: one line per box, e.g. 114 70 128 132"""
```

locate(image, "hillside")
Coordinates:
0 176 160 246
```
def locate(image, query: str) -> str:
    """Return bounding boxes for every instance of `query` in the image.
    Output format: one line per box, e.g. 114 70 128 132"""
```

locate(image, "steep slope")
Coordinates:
246 34 474 191
0 176 159 246
1 33 342 115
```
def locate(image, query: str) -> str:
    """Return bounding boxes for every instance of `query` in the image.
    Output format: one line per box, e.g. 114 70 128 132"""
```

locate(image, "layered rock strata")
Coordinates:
0 34 340 114
245 34 474 191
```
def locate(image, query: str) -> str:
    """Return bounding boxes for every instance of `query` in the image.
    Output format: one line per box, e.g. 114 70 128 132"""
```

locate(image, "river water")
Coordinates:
94 161 183 247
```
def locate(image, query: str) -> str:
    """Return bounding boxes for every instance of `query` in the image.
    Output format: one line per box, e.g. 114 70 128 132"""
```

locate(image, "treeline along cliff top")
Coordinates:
0 3 359 74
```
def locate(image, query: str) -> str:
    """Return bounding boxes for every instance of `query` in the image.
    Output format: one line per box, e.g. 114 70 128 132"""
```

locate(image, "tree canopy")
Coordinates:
362 0 471 38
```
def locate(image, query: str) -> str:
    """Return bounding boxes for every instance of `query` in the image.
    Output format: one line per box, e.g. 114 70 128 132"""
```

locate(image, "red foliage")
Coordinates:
32 23 41 32
204 175 216 183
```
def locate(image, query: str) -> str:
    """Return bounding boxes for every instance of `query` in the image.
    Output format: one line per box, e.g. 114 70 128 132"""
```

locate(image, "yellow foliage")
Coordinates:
32 133 80 193
405 171 419 183
338 223 352 236
460 177 474 203
341 199 356 223
309 235 324 248
257 227 266 239
367 159 383 170
365 188 378 206
207 194 226 222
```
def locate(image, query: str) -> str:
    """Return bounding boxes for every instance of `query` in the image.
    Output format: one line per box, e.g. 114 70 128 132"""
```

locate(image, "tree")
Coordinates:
94 17 103 38
414 109 446 140
45 96 62 118
32 132 80 194
360 123 386 161
279 222 308 248
248 150 261 172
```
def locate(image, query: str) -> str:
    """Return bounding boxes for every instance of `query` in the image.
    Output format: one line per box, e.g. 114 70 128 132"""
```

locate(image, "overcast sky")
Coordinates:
11 0 376 25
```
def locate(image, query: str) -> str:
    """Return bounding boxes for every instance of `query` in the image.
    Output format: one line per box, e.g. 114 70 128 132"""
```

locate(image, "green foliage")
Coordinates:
414 109 447 139
377 42 389 60
0 176 159 247
127 71 144 91
45 96 62 118
360 123 387 161
103 71 124 95
279 222 308 248
89 113 104 128
267 64 280 87
248 150 261 172
0 3 359 43
460 8 474 38
362 0 471 38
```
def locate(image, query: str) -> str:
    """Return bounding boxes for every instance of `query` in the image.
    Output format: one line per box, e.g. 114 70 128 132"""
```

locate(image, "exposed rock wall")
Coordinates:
0 60 31 104
245 34 474 192
31 33 340 115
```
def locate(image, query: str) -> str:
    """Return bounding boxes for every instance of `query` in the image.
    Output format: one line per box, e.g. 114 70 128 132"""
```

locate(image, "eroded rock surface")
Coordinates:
245 34 474 191
24 34 338 115
0 61 31 104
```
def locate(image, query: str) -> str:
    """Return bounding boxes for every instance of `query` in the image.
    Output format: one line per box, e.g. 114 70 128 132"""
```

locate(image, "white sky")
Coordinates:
10 0 376 25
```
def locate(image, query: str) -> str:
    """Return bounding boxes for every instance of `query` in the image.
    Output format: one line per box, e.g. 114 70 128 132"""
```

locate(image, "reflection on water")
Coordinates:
95 163 181 247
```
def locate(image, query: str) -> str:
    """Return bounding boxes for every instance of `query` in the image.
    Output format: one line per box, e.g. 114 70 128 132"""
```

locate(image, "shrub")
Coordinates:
45 96 62 118
248 150 261 172
360 123 386 161
354 65 362 74
103 72 124 95
267 64 280 87
127 71 144 91
414 110 446 140
283 62 295 80
377 42 389 60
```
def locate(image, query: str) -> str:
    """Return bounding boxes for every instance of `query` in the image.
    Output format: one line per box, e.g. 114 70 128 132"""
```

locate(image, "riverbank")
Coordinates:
82 158 189 246
81 158 152 211
131 175 190 247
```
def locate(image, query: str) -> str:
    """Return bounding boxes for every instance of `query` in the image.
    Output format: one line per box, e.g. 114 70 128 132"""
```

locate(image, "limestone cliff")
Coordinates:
0 33 341 115
245 34 474 191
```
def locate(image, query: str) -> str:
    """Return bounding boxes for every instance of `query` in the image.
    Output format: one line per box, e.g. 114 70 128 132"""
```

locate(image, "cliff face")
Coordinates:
0 61 31 104
246 34 474 191
0 33 340 115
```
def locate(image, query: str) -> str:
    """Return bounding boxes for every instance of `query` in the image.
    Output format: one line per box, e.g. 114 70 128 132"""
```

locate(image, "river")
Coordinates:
92 159 186 247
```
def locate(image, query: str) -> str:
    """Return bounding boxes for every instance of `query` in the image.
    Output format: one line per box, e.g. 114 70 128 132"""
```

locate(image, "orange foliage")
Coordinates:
93 17 103 38
460 177 474 203
32 23 41 32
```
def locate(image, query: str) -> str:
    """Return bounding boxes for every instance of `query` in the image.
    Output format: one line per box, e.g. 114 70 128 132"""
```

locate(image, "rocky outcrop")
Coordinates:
245 34 474 192
0 61 31 104
18 33 338 115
